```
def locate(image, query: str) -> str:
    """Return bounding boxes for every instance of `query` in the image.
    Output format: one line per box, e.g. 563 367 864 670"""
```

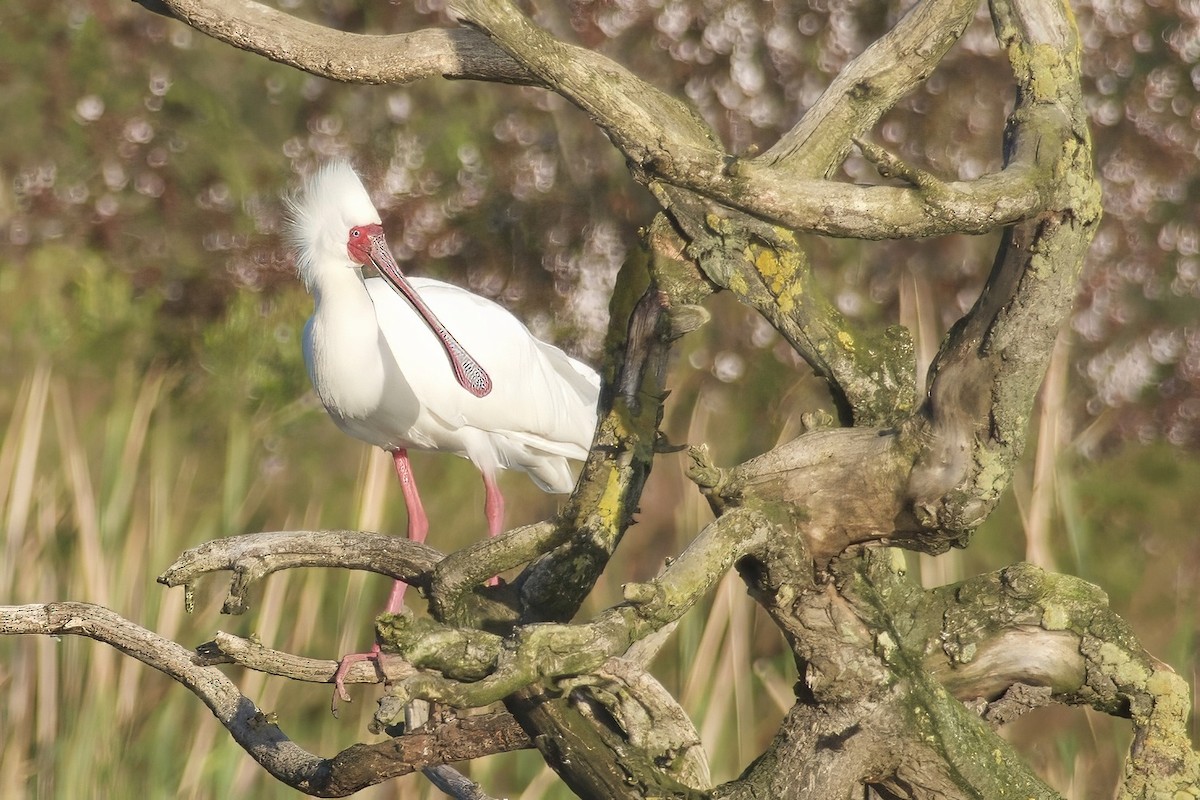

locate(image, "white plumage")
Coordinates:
310 273 599 490
287 160 599 705
290 161 599 489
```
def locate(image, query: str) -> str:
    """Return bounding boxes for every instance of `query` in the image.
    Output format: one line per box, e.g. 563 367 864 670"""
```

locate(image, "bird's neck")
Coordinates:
311 268 381 343
310 262 367 306
307 267 388 419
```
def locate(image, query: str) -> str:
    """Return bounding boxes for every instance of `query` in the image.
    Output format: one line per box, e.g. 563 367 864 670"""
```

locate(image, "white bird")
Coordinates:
287 161 600 705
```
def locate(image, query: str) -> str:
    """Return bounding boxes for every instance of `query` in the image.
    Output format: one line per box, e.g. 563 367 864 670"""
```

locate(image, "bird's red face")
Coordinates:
347 223 385 266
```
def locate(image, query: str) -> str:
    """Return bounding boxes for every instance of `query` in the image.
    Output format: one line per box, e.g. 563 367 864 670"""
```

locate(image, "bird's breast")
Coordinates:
304 294 424 450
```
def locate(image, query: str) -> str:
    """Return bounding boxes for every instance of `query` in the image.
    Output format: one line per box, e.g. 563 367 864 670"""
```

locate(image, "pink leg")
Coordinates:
386 448 429 610
482 471 504 586
482 471 504 539
331 448 427 712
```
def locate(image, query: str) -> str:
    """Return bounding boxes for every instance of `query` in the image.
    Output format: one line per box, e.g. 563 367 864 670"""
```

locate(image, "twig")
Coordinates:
762 0 978 176
422 765 496 800
1 602 330 791
195 630 414 687
854 137 947 191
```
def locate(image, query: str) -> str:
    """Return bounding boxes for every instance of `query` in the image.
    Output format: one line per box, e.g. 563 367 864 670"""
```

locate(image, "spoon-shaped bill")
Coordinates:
366 232 493 399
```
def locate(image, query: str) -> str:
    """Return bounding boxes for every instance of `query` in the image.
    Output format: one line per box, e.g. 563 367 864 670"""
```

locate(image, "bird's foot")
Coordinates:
331 643 384 717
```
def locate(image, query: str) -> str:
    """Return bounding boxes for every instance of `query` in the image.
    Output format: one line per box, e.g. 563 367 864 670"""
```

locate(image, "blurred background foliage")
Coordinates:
0 0 1196 798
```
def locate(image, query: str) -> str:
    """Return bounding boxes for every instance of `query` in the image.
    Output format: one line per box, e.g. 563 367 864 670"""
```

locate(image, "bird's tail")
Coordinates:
524 455 579 495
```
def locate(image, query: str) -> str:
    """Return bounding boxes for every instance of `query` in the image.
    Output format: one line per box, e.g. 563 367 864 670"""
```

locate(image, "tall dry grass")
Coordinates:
0 360 433 798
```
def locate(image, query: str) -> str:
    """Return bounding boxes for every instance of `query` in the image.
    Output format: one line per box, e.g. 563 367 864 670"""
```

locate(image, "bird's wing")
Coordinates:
365 276 600 457
532 336 602 405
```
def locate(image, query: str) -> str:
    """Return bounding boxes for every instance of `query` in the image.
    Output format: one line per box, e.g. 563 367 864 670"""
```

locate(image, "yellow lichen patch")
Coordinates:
704 212 731 235
1025 44 1069 102
974 449 1009 498
837 330 855 352
1145 670 1194 725
728 271 749 296
596 464 625 528
1096 640 1152 687
752 247 799 295
754 248 780 281
775 277 804 315
753 250 782 293
1040 604 1070 631
1146 669 1184 698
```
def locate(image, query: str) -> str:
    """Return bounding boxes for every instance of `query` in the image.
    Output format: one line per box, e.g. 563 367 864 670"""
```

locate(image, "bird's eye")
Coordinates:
351 229 361 238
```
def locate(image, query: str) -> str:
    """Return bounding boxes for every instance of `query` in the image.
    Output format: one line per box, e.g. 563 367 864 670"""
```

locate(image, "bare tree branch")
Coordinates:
429 520 559 625
324 714 531 798
141 0 1044 242
134 0 536 85
687 165 1047 240
158 530 444 614
928 626 1086 701
919 564 1200 796
694 429 918 561
1 602 341 793
450 0 1049 242
515 277 677 623
0 602 532 797
656 187 915 426
450 0 718 166
421 765 496 800
762 0 978 176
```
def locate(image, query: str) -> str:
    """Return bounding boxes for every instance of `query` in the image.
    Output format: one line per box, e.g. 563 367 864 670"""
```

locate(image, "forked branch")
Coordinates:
144 0 1048 240
0 602 531 797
